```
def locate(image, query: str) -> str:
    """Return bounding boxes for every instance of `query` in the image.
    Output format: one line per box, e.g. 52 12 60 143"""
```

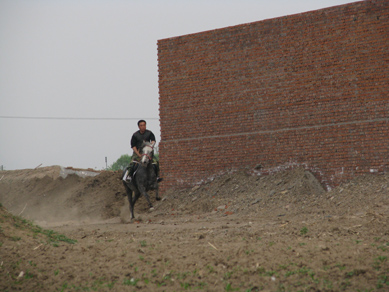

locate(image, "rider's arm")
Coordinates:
133 146 142 157
149 132 156 146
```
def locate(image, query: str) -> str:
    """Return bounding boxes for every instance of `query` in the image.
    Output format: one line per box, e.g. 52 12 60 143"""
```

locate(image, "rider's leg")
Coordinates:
123 153 139 182
128 162 135 179
123 163 133 181
152 159 163 183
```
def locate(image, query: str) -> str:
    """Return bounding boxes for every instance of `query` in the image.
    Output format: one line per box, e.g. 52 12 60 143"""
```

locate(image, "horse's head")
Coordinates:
140 141 154 165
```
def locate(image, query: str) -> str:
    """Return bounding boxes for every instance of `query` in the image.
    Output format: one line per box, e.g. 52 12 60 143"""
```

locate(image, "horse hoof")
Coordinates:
156 197 161 201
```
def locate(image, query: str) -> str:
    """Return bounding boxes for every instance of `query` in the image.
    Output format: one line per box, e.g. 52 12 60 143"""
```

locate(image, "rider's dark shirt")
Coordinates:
131 130 156 151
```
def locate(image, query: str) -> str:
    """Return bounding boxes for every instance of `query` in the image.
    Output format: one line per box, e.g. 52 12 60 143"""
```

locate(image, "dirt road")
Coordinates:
0 166 388 291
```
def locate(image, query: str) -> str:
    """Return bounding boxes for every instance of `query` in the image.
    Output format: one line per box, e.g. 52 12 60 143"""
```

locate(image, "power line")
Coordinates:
0 116 159 121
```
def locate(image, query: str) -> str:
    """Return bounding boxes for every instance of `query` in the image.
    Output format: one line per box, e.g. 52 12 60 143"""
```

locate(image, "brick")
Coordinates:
157 0 389 192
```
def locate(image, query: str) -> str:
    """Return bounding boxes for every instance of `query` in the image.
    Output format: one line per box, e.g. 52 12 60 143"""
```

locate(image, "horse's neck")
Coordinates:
138 161 152 170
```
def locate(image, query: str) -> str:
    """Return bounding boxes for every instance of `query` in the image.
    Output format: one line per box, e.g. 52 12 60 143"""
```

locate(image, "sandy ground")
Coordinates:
0 166 388 291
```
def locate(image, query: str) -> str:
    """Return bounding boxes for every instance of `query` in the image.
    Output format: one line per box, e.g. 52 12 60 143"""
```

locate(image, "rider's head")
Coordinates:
138 120 146 133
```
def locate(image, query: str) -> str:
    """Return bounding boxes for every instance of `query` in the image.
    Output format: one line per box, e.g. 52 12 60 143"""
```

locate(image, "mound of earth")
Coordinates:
0 166 388 291
0 166 125 226
154 167 388 220
2 166 387 225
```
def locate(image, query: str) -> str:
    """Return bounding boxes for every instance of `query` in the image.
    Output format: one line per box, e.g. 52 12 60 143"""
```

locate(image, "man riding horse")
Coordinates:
123 119 163 183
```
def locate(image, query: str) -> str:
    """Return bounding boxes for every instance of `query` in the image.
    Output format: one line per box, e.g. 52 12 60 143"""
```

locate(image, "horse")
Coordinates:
122 141 161 219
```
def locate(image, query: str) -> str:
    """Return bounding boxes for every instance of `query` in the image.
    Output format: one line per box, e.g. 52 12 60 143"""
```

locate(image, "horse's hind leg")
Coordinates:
155 184 161 201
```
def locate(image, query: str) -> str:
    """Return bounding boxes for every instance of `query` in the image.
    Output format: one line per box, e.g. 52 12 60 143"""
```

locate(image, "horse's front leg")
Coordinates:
138 184 153 209
130 190 141 219
128 192 135 219
123 182 136 219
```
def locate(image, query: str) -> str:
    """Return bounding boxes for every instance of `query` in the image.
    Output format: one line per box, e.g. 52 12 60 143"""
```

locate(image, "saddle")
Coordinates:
132 163 157 179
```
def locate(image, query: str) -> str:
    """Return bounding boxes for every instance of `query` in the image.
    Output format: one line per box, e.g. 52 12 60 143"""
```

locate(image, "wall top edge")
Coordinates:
157 0 372 43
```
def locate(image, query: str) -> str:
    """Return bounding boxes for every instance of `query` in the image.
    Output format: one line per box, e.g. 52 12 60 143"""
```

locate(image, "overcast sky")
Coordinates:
0 0 356 170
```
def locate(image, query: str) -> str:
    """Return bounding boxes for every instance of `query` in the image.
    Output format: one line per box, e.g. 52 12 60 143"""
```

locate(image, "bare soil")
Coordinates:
0 166 388 291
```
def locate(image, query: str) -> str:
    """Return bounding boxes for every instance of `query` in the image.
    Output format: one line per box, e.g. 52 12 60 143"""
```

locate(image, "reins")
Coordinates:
141 153 153 161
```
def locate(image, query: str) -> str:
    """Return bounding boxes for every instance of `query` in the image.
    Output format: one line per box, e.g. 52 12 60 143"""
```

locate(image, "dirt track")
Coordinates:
0 166 388 291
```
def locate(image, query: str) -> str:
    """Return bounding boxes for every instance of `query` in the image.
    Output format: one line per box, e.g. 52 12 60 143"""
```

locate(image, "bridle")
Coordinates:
141 144 154 162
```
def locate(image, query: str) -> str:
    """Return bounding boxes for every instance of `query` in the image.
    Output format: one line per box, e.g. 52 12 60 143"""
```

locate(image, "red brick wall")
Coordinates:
157 0 388 191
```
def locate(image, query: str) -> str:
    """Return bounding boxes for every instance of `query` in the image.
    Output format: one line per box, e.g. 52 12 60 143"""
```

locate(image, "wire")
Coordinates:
0 116 159 121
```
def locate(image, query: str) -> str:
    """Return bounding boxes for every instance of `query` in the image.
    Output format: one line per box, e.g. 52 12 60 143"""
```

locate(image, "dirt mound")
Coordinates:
1 166 388 291
1 166 388 225
157 168 326 216
0 166 125 226
153 168 389 220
